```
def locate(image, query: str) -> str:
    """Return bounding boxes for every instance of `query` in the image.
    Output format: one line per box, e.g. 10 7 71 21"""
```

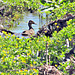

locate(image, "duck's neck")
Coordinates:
28 23 33 30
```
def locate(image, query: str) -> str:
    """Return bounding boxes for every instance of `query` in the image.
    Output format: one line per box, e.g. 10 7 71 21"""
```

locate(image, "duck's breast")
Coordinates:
22 29 34 36
29 29 34 35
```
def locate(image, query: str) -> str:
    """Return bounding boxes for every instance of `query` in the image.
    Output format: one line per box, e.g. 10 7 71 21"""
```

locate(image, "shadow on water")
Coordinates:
8 11 49 38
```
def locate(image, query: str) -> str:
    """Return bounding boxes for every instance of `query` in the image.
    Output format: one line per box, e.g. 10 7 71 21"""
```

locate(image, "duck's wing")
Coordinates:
22 29 34 36
22 30 29 36
22 31 26 33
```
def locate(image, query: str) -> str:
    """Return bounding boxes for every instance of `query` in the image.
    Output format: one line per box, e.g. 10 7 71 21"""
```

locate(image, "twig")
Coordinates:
49 55 50 66
46 41 48 65
66 39 69 48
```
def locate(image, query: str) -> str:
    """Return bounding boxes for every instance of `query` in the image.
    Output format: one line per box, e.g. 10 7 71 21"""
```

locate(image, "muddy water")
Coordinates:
8 11 49 38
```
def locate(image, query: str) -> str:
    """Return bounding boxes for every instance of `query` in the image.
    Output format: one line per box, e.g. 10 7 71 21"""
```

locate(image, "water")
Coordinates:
8 11 49 38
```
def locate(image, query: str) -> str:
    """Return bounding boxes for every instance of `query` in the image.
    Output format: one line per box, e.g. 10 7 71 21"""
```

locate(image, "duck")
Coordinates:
22 20 36 36
0 25 14 34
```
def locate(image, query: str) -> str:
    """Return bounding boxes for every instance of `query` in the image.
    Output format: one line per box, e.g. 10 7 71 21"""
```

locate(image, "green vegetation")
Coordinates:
3 0 40 10
0 0 75 75
0 19 75 74
0 0 41 26
51 2 75 20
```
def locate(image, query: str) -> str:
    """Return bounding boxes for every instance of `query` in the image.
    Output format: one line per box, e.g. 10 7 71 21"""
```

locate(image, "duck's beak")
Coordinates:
34 23 37 25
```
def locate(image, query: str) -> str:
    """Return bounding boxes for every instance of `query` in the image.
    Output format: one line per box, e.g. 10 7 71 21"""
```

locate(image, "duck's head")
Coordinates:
28 20 36 25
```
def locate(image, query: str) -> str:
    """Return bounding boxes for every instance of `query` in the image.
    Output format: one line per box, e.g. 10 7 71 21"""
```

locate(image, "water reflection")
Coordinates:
8 11 48 37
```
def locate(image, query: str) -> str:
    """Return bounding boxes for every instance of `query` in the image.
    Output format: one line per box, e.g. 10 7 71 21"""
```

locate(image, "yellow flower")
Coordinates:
57 40 59 42
16 38 19 40
0 45 1 47
2 56 4 59
55 23 57 25
7 73 10 75
33 69 37 72
3 45 5 46
4 54 6 56
4 48 6 50
12 35 15 37
38 50 41 51
33 68 36 71
16 46 18 48
16 44 18 46
10 56 13 59
7 51 9 54
6 33 8 36
24 69 28 72
20 70 23 72
33 61 36 64
24 73 26 75
3 31 7 34
0 36 1 38
57 26 59 28
8 33 11 35
37 40 39 42
22 37 24 39
27 47 30 48
19 41 21 43
16 71 19 74
55 31 57 33
30 64 33 67
4 36 7 38
22 60 26 63
69 19 72 21
69 4 73 7
30 73 32 75
2 31 5 33
69 38 72 41
13 61 16 63
48 40 51 43
44 39 46 41
5 32 7 34
1 72 4 75
27 53 30 56
68 25 70 27
2 60 5 62
29 40 32 42
44 31 47 33
15 44 18 48
55 64 58 67
21 73 23 75
2 50 6 53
